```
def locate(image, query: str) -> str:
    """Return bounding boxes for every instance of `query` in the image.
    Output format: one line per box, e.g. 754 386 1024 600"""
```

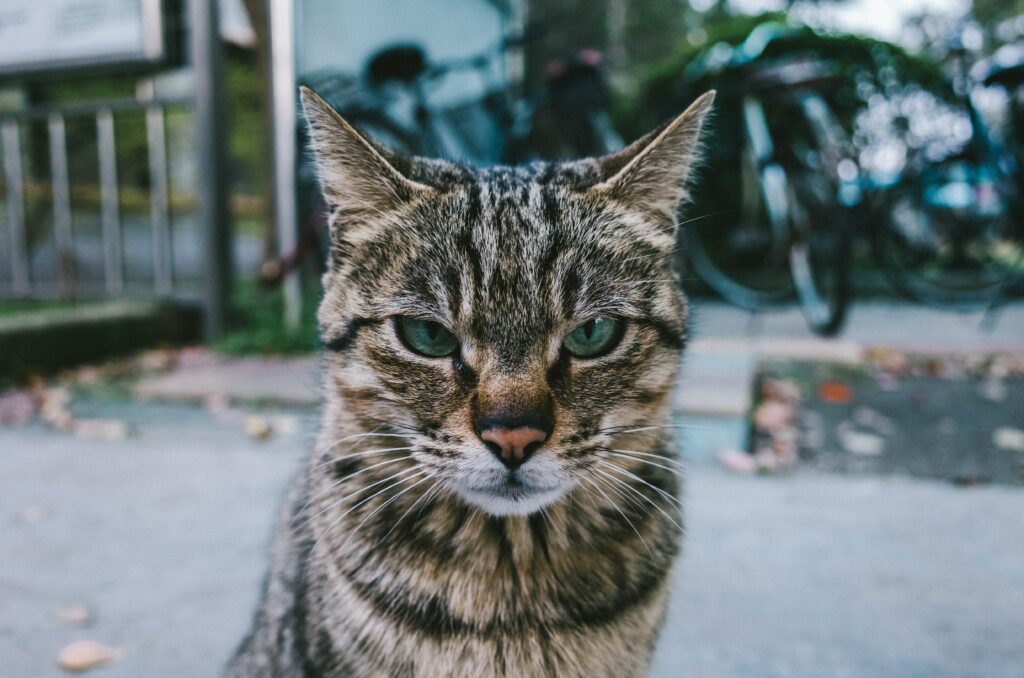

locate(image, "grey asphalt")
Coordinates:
2 401 1023 677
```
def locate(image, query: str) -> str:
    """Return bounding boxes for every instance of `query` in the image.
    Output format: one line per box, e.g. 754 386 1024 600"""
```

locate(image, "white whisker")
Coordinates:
591 465 683 534
599 450 685 478
580 476 653 559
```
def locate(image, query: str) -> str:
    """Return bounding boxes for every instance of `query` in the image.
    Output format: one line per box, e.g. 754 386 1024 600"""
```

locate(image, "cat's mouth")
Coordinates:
458 474 567 516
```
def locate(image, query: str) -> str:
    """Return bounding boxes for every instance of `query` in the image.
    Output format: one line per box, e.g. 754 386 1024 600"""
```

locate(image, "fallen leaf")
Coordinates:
761 378 801 405
993 427 1024 453
57 640 120 672
71 419 129 441
136 348 177 372
754 401 794 432
39 387 74 431
852 407 896 436
55 604 94 628
72 366 104 385
18 504 50 525
977 378 1008 403
837 422 885 456
0 389 36 425
245 416 273 441
718 449 757 474
818 380 852 404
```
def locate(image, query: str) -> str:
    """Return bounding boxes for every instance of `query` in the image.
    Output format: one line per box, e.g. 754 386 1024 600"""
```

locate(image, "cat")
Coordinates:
226 86 714 678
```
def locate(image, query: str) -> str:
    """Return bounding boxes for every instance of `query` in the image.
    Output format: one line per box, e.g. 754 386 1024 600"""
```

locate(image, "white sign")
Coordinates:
0 0 165 76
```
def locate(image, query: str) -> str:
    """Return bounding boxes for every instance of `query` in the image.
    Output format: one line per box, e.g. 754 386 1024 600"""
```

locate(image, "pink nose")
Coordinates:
480 426 548 469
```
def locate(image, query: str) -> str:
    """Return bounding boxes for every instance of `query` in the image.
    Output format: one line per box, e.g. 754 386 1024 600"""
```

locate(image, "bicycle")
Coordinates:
260 34 623 285
677 24 1024 336
680 24 855 335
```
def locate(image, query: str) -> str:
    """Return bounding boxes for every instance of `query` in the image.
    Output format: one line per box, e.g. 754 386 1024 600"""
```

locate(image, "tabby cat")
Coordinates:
226 86 714 678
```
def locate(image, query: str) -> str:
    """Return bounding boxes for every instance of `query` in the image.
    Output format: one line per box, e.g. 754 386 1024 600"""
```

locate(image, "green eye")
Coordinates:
563 317 624 358
395 317 459 357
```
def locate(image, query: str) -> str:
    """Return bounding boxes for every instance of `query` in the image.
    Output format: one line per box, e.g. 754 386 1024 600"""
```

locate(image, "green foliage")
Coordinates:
22 47 268 200
214 281 321 356
613 13 952 141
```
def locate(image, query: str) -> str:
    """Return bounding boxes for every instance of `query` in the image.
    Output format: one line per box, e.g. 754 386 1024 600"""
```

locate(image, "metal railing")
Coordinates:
0 87 192 300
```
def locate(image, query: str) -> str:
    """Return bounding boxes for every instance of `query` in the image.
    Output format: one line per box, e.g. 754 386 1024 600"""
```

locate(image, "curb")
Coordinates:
0 301 201 380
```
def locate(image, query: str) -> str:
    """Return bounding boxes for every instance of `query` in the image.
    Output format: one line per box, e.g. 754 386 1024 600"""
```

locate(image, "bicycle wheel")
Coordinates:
787 168 850 336
343 110 419 156
875 160 1024 307
682 149 795 310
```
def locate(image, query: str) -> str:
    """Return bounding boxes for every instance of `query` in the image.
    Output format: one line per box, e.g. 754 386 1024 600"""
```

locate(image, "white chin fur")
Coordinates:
455 485 569 517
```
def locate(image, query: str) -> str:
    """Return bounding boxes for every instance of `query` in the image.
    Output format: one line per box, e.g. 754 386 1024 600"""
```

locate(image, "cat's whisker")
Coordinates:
303 462 421 534
598 446 685 466
591 466 684 534
337 471 434 553
310 468 427 557
594 459 684 510
589 470 650 515
322 432 417 450
302 451 418 516
579 476 653 559
376 473 442 546
416 479 448 518
598 450 686 478
311 447 416 472
308 448 415 479
615 210 738 265
600 423 712 434
573 478 602 512
364 417 422 434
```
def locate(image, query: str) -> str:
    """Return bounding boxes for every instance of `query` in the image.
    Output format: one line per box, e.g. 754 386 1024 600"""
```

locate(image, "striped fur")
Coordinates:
226 88 714 678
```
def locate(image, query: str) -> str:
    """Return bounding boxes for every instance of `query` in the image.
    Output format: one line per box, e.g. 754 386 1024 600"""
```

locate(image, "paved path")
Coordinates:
3 300 1023 676
2 411 1022 677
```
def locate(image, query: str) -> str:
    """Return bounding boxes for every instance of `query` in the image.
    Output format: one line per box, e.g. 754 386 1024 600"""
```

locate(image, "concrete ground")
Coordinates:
2 300 1023 677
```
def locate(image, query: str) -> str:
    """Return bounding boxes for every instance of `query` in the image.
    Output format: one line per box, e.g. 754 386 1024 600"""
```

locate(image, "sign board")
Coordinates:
0 0 169 77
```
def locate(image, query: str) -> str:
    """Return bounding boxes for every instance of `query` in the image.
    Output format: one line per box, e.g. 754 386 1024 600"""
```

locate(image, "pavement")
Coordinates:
2 300 1024 677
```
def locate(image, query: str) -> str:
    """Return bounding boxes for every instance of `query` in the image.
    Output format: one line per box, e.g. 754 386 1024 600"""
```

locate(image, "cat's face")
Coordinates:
303 88 713 516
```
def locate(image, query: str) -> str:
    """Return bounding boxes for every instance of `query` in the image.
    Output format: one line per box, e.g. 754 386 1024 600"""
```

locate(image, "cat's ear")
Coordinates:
300 86 433 215
590 91 715 220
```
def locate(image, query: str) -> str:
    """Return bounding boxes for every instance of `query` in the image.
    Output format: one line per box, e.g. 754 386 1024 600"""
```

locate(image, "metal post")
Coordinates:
2 118 29 295
189 0 232 339
97 108 124 295
139 79 174 295
48 113 75 296
269 0 301 331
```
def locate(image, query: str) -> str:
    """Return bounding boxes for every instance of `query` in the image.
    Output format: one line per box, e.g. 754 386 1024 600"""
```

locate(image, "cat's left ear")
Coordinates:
590 91 715 222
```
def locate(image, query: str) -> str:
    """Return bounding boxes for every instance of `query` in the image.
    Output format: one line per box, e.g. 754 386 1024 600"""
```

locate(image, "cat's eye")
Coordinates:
395 317 459 358
563 317 624 358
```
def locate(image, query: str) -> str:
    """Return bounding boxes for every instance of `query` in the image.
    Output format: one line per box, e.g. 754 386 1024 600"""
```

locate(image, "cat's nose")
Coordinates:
479 424 549 470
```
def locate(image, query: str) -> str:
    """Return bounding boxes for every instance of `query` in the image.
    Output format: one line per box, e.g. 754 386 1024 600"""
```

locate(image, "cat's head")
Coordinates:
302 87 713 516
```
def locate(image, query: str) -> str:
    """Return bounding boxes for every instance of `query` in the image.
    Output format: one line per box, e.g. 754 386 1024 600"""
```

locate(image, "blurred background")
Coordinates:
1 1 1023 676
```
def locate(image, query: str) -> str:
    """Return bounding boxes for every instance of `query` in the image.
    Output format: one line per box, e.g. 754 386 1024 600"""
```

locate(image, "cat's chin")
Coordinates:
455 483 569 517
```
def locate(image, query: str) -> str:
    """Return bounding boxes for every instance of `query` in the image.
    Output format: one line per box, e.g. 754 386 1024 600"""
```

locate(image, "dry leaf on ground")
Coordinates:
819 380 853 404
718 448 757 474
57 640 121 672
977 378 1008 403
993 427 1024 453
245 416 273 441
837 422 885 456
55 604 94 628
754 401 794 432
18 504 50 525
0 389 36 425
71 419 129 441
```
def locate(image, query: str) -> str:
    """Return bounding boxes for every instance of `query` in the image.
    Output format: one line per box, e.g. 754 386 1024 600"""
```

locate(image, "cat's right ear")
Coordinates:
300 86 433 216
